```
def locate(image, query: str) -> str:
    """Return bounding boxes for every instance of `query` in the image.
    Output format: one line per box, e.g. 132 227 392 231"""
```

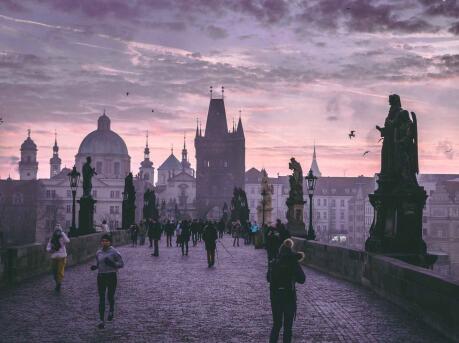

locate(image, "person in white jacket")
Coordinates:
46 224 70 292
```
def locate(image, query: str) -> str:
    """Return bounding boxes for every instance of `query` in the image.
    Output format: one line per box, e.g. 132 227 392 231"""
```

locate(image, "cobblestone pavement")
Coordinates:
0 236 450 343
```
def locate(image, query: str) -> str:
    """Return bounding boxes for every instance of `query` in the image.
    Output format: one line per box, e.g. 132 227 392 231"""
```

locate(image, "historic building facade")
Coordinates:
195 91 245 219
0 112 153 246
155 138 197 220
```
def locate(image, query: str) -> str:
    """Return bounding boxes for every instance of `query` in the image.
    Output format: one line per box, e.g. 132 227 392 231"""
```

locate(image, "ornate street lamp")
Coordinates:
305 169 318 240
68 166 80 236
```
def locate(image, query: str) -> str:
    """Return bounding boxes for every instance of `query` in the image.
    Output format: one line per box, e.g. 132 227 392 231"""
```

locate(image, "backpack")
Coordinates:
268 257 294 290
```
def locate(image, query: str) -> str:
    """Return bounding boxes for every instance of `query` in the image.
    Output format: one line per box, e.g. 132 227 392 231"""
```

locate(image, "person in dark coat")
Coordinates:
180 220 191 256
217 219 225 239
202 222 218 268
147 218 155 248
276 219 291 243
267 239 305 343
165 220 174 247
150 220 162 257
266 225 281 261
129 224 138 247
191 220 199 246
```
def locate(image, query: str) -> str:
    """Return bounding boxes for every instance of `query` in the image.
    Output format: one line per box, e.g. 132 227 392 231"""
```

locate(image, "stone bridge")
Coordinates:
0 235 453 342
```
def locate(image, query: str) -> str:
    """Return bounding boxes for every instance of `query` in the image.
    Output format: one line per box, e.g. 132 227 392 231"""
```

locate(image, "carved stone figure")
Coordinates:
82 156 97 197
288 157 304 203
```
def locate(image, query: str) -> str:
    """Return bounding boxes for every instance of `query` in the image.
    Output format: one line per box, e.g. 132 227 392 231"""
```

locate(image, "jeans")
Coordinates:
233 236 239 247
166 234 173 247
153 240 159 256
206 249 215 266
269 290 295 343
97 272 117 321
181 240 189 255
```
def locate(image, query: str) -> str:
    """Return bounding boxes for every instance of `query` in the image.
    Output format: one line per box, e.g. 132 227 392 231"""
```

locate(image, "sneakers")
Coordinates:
97 322 105 329
107 311 114 321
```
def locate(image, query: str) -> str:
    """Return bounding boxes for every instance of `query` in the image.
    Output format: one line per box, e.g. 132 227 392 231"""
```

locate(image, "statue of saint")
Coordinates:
82 156 97 197
376 94 419 185
396 110 419 185
288 157 303 202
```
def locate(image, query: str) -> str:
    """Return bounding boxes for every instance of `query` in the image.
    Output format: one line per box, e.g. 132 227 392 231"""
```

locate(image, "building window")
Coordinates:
324 199 327 206
66 204 71 213
13 193 24 205
96 161 103 174
340 199 345 207
67 190 72 198
114 162 120 176
46 190 56 198
224 161 228 168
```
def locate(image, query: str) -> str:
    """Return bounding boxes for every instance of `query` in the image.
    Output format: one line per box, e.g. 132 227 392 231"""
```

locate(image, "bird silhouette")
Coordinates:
152 109 154 113
363 151 370 157
126 92 129 96
348 130 356 139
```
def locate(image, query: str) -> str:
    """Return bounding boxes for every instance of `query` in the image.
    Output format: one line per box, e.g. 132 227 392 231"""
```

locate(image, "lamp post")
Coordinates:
305 169 318 240
261 188 267 226
68 166 80 236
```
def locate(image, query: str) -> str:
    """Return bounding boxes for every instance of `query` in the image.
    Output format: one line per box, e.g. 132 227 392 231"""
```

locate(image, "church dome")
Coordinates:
77 113 129 156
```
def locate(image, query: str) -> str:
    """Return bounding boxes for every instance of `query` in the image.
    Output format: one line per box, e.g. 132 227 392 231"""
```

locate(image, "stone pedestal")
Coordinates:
257 205 273 227
365 177 428 257
78 196 96 236
287 202 306 238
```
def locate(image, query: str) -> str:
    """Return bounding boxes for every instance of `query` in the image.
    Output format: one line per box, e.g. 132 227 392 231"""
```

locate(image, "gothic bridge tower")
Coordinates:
195 87 245 218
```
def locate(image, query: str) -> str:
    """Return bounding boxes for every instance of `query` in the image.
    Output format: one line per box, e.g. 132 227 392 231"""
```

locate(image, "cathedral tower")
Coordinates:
195 87 245 218
139 131 154 184
19 129 38 180
50 132 62 178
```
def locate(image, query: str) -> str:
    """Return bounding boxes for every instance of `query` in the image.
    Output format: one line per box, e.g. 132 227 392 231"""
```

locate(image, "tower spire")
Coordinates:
210 86 213 99
222 86 224 100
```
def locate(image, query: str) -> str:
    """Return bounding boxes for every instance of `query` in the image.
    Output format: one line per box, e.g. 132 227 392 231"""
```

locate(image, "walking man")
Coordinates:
232 220 241 247
181 220 191 256
203 221 218 268
151 219 162 257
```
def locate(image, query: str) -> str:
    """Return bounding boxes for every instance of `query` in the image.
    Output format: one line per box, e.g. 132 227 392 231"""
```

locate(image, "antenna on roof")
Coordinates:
171 144 174 155
146 130 149 147
210 86 213 99
222 86 224 100
27 129 31 138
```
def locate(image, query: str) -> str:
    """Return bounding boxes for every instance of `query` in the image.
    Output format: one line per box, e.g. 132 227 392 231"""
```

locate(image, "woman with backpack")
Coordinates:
90 234 124 329
46 224 70 292
267 238 305 343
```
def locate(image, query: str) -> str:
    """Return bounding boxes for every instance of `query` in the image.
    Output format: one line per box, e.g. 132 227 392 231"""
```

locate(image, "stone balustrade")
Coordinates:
0 231 130 288
291 237 459 342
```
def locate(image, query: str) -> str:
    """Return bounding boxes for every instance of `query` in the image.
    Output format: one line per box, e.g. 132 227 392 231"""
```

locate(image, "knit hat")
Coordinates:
101 234 112 242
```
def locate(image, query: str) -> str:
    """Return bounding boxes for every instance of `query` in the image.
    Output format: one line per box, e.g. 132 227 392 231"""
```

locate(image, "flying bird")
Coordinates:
348 130 356 139
363 151 370 157
126 92 129 96
152 109 154 113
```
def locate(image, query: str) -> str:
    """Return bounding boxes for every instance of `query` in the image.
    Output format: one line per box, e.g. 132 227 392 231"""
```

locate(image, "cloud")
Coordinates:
206 25 228 40
449 22 459 35
436 140 454 160
325 96 341 121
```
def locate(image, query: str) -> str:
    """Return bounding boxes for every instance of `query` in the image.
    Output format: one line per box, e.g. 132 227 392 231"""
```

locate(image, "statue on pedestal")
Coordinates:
122 172 136 229
82 156 97 197
366 94 429 264
78 156 97 235
286 158 306 237
257 169 274 226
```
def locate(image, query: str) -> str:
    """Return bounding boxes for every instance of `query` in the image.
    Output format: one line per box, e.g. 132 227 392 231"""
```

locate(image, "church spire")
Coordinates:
310 142 322 177
236 111 244 138
49 130 61 178
144 130 150 159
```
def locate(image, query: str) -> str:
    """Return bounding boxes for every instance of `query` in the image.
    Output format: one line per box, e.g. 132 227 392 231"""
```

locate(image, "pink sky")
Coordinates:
0 1 458 179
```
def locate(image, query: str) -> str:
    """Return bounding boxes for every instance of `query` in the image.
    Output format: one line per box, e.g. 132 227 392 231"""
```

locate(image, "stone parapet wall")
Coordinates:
292 238 459 342
0 231 130 288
